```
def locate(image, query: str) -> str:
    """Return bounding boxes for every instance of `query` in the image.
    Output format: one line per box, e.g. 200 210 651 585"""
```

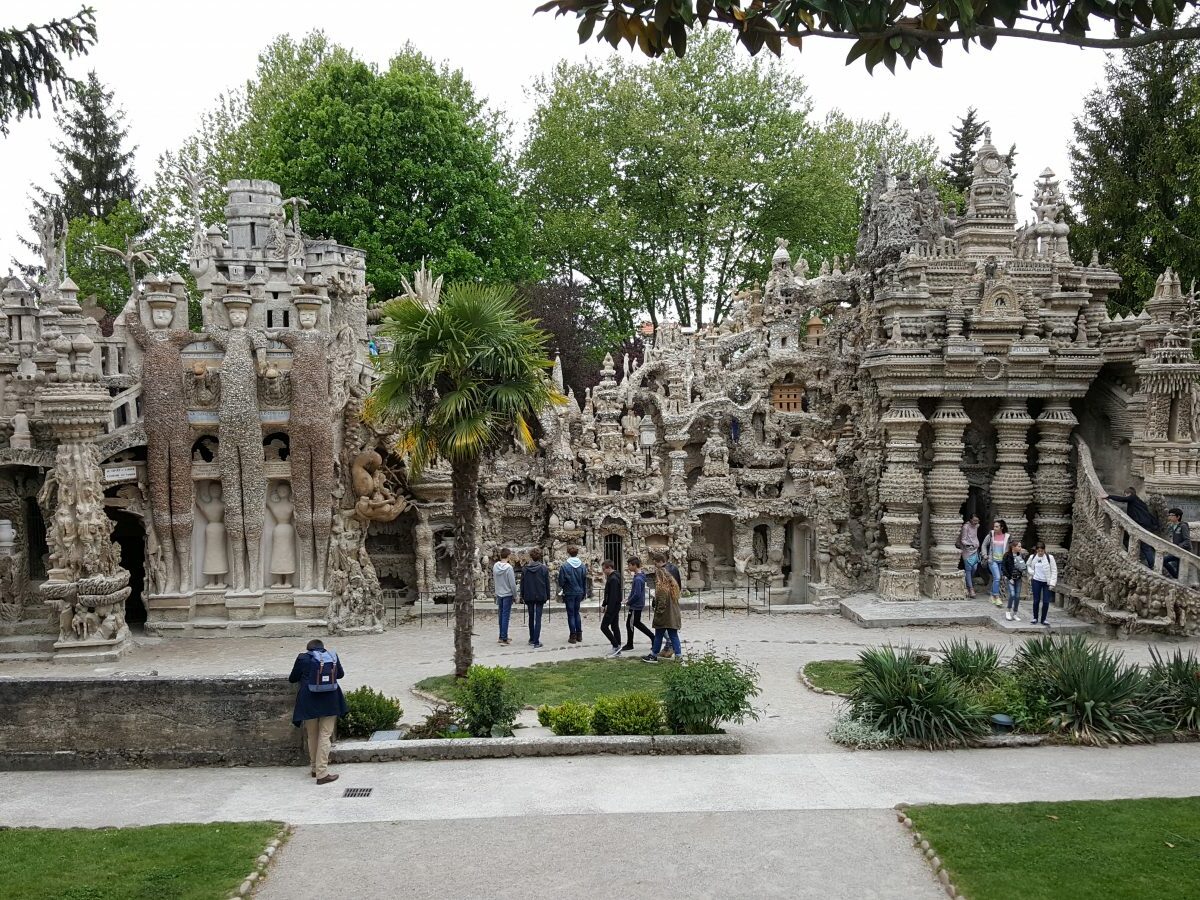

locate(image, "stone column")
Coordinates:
990 399 1035 543
878 398 926 599
924 399 971 598
1034 399 1078 561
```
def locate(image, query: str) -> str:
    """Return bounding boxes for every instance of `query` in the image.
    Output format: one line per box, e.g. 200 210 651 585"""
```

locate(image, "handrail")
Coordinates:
1073 434 1200 585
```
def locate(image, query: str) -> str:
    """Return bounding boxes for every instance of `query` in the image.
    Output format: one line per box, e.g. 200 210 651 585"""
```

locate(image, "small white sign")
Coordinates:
104 465 138 483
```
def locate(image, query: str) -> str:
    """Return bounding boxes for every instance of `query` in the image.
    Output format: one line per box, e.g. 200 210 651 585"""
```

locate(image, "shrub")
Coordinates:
976 670 1050 733
1148 647 1200 732
536 705 553 728
827 710 898 750
939 638 1003 686
849 645 989 748
540 700 594 736
662 647 760 734
455 665 522 737
339 686 403 739
405 701 465 740
591 692 665 735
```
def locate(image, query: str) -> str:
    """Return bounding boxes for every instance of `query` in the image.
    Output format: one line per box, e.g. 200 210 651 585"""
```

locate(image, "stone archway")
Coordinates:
106 509 146 627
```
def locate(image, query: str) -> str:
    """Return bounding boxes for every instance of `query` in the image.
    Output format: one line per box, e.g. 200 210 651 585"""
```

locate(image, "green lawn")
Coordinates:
803 659 860 695
417 657 667 706
0 821 283 900
908 798 1200 900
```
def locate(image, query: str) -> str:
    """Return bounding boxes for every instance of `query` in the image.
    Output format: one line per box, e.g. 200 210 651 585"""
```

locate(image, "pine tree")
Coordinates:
1004 142 1018 188
941 107 987 197
50 71 137 221
1069 35 1200 313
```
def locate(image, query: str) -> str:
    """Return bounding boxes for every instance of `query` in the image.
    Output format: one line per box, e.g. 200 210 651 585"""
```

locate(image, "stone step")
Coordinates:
0 650 54 662
839 597 1100 635
750 604 839 615
0 618 56 637
0 633 57 654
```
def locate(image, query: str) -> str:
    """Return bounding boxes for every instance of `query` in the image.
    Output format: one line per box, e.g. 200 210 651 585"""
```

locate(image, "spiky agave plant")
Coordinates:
366 276 564 677
1148 646 1200 733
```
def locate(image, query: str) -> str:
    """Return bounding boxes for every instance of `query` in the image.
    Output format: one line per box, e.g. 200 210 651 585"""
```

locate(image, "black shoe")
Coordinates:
621 644 635 651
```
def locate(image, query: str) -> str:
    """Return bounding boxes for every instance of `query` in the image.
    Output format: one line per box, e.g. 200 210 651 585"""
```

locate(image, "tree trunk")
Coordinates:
452 453 481 679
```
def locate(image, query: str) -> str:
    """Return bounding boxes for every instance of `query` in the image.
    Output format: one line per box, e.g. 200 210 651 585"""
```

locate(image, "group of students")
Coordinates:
492 547 684 662
958 516 1058 626
1107 486 1193 578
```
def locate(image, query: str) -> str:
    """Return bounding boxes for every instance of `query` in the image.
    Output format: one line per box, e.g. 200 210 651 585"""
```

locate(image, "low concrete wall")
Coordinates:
0 675 305 770
331 733 741 763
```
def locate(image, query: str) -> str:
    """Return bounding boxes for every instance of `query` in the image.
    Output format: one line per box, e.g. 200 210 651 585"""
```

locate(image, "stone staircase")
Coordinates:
0 617 57 662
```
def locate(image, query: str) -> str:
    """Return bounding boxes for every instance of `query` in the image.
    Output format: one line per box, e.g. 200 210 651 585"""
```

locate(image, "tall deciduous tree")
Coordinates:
65 199 151 315
255 52 535 300
0 7 96 134
1070 34 1200 313
368 274 562 677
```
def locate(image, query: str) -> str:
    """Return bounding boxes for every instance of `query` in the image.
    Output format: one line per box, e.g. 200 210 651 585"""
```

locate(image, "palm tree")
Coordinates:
366 269 564 677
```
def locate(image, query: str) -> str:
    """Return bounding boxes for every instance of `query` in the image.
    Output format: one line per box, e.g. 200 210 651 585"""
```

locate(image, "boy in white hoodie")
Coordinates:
1028 541 1058 627
493 548 517 645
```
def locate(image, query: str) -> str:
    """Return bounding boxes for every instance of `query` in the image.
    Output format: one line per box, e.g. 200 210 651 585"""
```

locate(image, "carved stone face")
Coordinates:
297 309 318 330
150 307 174 329
227 308 248 328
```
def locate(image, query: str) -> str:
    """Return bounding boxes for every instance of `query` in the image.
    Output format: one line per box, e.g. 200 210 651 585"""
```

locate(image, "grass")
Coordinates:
803 659 860 695
908 797 1200 900
417 657 668 707
0 821 283 900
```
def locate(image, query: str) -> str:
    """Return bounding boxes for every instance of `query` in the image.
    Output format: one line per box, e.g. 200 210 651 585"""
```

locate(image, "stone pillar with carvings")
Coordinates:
989 399 1035 543
924 399 971 598
878 398 926 599
1034 399 1078 561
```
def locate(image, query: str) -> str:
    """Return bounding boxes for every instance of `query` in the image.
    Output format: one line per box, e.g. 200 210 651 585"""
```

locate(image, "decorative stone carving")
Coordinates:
268 481 296 588
197 480 229 589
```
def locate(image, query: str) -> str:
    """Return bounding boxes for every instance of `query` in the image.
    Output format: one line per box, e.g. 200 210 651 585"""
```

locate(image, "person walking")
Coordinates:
288 638 348 785
521 548 550 648
1002 540 1028 622
1028 542 1058 627
557 545 589 644
1164 508 1192 580
980 519 1010 607
600 560 624 657
653 551 682 588
493 548 517 645
622 556 655 651
957 515 981 599
1107 487 1159 567
643 562 683 663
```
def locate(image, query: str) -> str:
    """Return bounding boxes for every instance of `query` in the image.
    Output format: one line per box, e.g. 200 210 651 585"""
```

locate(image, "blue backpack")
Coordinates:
307 649 340 693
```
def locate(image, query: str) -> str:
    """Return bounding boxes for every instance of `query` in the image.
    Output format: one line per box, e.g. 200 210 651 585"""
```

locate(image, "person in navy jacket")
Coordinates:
289 639 349 784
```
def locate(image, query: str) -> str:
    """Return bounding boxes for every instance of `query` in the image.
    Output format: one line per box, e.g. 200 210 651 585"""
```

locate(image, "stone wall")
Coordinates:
0 674 304 770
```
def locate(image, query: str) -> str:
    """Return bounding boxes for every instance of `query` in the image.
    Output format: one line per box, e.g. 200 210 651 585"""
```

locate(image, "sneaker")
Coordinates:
1041 620 1050 627
621 644 634 652
992 597 1003 607
642 654 658 663
607 647 622 658
1012 614 1021 622
1005 611 1013 621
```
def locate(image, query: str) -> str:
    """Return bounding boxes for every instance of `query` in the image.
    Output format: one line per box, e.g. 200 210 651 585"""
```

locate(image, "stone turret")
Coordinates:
956 130 1018 260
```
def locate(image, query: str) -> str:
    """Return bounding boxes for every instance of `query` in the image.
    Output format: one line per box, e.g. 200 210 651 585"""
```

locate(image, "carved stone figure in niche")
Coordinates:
702 424 730 477
189 363 220 408
10 412 31 450
125 284 204 593
268 481 296 588
266 291 355 591
206 288 267 592
350 445 407 523
260 363 289 406
196 481 228 588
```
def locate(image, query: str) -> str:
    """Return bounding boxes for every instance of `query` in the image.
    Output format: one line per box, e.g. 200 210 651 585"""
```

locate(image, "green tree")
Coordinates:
48 71 137 220
367 273 562 677
64 199 152 316
255 52 534 300
0 7 96 134
520 31 937 332
534 0 1200 72
941 108 987 198
1069 34 1200 313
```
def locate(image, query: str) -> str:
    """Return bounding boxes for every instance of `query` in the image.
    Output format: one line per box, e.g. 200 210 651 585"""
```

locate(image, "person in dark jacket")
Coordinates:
622 556 654 651
1164 508 1192 580
1108 487 1159 567
288 638 348 784
556 544 589 644
652 551 682 588
521 548 550 648
600 560 624 656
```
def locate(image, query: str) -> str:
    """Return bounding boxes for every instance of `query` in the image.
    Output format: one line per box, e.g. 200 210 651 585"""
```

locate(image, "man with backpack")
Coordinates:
288 638 348 785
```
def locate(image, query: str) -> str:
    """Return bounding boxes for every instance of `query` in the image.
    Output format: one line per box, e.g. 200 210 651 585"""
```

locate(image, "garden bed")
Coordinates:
330 732 740 762
415 657 667 707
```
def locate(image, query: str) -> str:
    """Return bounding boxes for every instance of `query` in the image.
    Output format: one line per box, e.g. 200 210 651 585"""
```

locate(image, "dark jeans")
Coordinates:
496 595 513 641
1006 578 1022 612
1165 555 1181 579
652 628 682 657
600 605 622 648
625 608 654 646
526 603 543 644
564 596 583 635
1031 579 1052 623
1140 542 1155 568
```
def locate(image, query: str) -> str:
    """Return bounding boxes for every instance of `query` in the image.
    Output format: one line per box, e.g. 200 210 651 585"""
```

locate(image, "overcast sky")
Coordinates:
1 0 1113 270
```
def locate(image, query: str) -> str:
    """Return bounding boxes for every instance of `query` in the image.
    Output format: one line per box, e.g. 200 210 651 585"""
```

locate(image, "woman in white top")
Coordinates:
980 520 1010 608
1027 541 1058 627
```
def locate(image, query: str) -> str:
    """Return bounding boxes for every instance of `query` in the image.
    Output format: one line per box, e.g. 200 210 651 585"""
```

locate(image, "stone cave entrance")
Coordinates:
106 509 146 627
698 512 735 587
785 519 815 603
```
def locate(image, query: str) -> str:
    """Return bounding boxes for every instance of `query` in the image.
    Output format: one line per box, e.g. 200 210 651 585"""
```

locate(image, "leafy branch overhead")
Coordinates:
535 0 1200 73
0 6 97 133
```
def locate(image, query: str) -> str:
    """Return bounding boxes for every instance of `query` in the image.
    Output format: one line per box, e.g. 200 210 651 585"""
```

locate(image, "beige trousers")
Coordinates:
303 715 337 778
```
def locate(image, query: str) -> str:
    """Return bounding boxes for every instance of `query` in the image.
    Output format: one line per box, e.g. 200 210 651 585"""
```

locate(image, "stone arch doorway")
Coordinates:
106 509 146 627
697 512 735 587
785 519 816 603
602 532 624 573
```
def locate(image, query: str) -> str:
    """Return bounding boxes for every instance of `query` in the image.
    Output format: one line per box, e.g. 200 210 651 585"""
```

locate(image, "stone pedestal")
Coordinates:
924 399 971 598
878 398 926 599
1035 400 1078 560
990 399 1035 543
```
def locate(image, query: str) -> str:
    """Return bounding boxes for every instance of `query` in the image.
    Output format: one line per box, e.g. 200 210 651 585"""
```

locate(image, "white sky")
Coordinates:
0 0 1111 270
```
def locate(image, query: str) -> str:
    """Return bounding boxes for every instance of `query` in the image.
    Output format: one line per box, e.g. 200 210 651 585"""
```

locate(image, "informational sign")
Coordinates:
103 465 139 484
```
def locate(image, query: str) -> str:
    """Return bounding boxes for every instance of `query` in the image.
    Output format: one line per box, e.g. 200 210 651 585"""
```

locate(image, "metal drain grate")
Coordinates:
342 787 373 798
